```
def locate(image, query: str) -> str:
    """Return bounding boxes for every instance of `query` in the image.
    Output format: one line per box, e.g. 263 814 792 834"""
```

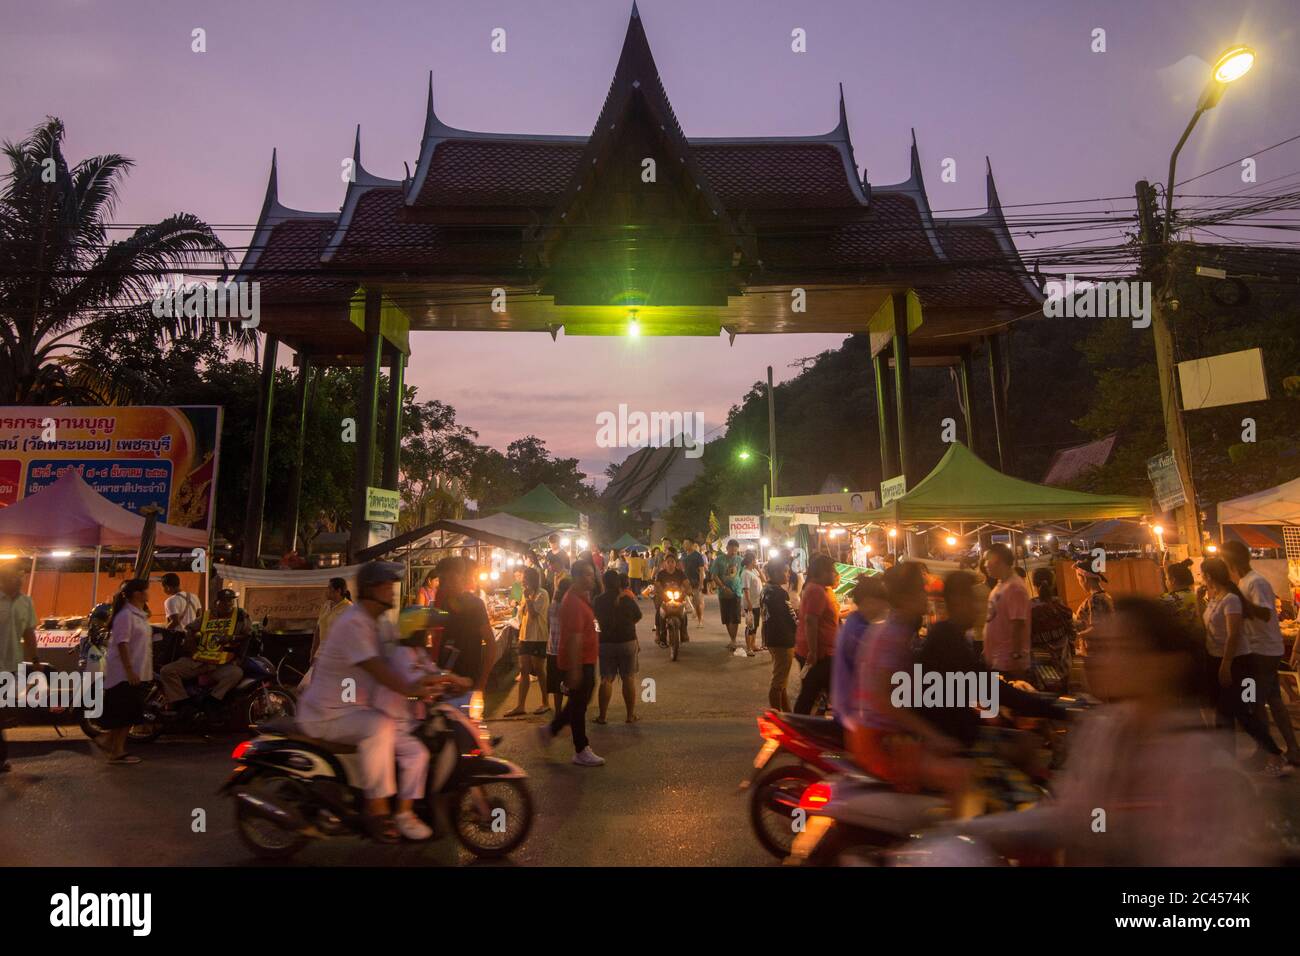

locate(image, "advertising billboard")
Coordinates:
0 406 223 531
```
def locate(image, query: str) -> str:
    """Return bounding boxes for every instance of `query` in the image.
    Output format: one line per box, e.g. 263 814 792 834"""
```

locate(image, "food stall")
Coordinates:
359 512 557 689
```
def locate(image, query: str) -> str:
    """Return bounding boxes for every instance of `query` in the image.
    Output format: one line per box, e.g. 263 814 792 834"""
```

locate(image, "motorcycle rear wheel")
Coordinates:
234 774 310 861
450 780 534 858
749 762 821 859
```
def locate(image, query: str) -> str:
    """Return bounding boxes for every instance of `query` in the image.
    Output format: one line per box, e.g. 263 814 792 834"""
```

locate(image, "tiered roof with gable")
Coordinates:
236 3 1041 354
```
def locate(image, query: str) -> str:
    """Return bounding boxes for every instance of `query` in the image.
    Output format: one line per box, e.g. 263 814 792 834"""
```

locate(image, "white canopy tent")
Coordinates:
1218 475 1300 526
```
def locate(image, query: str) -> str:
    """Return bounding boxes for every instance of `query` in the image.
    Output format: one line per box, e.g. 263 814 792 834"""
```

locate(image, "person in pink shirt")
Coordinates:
981 544 1030 677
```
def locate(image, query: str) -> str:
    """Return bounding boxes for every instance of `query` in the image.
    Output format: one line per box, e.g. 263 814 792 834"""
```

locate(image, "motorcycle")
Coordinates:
221 685 533 861
659 589 688 661
786 702 1093 867
742 710 846 859
82 629 296 743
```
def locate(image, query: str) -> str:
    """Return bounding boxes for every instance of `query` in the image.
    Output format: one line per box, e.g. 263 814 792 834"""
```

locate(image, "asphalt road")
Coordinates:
1 593 778 867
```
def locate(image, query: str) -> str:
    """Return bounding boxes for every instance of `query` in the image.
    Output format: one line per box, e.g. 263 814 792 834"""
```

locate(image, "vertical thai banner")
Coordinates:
0 406 223 531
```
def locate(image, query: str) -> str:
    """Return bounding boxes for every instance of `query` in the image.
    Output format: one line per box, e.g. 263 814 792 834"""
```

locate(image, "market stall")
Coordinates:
1218 475 1300 609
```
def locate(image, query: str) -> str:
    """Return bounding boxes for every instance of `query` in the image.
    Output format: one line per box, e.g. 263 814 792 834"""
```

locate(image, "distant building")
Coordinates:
604 445 703 524
1042 434 1117 486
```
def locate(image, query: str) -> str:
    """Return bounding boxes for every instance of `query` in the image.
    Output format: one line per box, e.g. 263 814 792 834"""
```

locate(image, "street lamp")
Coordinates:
1151 44 1255 561
1165 45 1256 242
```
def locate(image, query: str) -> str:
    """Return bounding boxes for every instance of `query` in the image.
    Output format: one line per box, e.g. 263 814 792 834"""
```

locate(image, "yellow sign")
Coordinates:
193 612 238 664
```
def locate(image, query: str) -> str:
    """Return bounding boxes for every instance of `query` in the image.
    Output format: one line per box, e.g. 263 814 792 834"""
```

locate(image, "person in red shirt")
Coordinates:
536 559 605 766
793 553 841 714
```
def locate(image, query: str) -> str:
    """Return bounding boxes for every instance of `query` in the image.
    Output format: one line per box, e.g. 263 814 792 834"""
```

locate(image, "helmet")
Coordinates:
216 588 238 602
356 560 403 595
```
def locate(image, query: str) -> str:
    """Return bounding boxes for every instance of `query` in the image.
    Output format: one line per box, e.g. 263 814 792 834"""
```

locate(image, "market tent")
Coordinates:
1218 475 1300 526
359 512 555 561
1071 518 1169 546
858 443 1152 524
492 484 583 528
609 533 645 551
0 470 208 549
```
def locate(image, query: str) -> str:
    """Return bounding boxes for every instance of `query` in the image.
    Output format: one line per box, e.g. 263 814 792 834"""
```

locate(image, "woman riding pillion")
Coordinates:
295 560 466 843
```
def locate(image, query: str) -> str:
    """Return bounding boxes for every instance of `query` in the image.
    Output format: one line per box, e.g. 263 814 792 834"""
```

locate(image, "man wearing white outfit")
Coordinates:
297 561 445 843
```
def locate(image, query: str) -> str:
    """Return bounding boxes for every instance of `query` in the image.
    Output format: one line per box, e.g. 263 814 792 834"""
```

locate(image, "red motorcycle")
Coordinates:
742 709 847 859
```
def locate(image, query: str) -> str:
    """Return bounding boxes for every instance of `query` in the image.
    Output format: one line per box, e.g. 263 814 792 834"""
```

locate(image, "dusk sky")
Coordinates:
4 0 1297 484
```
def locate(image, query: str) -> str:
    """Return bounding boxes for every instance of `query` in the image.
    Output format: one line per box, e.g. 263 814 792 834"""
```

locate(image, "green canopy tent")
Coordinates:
858 443 1152 525
492 484 584 529
609 532 646 551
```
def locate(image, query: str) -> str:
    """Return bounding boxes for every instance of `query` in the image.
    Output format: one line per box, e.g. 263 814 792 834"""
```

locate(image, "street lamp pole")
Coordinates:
766 366 778 506
1140 45 1255 561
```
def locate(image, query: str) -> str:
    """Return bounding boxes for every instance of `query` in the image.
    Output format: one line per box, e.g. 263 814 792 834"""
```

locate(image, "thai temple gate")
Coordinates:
234 4 1043 565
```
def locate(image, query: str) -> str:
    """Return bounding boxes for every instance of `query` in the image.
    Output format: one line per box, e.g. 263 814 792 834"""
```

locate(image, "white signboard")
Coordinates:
767 491 878 516
881 475 908 506
1178 348 1268 410
728 514 761 540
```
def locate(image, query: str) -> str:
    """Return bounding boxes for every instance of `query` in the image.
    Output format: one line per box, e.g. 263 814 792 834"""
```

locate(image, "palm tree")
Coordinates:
0 116 249 404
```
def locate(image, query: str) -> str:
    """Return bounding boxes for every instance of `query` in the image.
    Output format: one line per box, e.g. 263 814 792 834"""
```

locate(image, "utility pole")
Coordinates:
766 365 778 507
1136 179 1202 558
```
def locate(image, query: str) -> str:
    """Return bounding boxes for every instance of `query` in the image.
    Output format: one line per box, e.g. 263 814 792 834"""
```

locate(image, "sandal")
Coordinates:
626 715 641 723
360 813 400 844
108 755 142 765
502 707 527 718
594 716 608 725
532 705 551 715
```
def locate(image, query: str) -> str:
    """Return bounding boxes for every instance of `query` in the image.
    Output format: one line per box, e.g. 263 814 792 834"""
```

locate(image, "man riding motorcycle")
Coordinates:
296 560 453 843
652 551 692 648
160 588 250 716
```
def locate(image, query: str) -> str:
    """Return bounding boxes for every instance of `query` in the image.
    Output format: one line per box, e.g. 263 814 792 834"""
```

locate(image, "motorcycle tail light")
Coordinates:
757 716 783 741
798 781 832 810
231 740 253 761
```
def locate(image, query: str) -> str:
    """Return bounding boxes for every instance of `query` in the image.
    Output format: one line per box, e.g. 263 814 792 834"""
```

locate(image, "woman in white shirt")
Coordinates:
98 579 154 765
741 552 763 656
1201 558 1287 776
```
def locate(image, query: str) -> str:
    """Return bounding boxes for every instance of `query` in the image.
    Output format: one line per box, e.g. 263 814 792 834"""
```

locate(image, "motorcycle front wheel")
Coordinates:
667 620 680 661
450 780 534 858
246 686 296 728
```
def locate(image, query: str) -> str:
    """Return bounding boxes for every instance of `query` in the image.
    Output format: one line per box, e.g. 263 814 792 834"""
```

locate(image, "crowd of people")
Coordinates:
2 523 1294 861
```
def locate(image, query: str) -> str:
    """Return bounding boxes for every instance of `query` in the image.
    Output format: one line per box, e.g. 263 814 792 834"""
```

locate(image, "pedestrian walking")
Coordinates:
760 562 798 710
0 568 37 773
793 553 840 714
538 559 605 766
504 567 551 717
710 539 746 650
741 552 763 656
594 569 642 723
97 579 154 765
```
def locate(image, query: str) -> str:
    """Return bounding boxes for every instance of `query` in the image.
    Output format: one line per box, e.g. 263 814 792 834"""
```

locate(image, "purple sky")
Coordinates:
4 0 1298 485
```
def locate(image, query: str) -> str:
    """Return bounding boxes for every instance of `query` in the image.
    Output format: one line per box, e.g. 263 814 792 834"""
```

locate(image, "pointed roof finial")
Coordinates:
352 124 362 166
837 83 848 134
909 128 922 182
259 148 279 217
631 1 640 19
985 155 1003 215
422 70 436 141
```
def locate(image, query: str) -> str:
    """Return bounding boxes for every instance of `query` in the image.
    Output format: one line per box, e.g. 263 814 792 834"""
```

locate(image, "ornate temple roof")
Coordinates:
236 3 1041 350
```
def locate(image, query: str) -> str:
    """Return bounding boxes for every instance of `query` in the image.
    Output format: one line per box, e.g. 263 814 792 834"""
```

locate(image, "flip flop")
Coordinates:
502 708 527 718
594 716 608 724
108 755 142 765
532 705 551 715
626 715 641 723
